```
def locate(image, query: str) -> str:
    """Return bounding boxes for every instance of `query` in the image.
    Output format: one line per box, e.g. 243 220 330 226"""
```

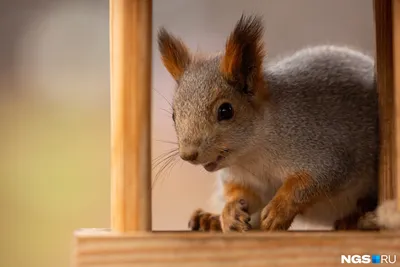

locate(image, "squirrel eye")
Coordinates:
217 103 234 121
172 111 175 122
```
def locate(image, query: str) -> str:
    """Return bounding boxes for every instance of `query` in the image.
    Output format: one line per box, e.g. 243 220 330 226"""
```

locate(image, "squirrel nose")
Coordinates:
180 149 199 162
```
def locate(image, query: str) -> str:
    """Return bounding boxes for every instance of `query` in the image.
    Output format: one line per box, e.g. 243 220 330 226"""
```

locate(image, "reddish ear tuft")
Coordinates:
157 28 191 81
221 15 266 97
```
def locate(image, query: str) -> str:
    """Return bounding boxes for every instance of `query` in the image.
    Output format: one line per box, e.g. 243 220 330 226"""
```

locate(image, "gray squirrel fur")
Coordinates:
157 14 400 231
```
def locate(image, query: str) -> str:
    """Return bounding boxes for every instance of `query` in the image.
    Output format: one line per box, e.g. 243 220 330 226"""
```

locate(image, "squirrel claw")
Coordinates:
221 199 252 233
260 201 294 231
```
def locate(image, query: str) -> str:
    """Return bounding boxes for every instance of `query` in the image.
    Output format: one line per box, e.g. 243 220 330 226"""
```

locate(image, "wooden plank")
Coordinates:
393 0 400 211
73 229 400 267
374 0 396 202
109 0 152 232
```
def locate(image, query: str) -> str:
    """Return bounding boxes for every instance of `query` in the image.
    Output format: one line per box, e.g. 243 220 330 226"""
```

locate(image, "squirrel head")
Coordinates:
157 15 268 172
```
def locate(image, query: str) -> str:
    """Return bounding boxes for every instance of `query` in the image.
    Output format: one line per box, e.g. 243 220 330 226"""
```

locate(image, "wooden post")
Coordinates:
109 0 152 232
393 0 400 210
374 0 396 203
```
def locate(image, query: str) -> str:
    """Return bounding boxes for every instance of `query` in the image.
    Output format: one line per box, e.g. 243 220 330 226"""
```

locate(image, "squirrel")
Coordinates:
157 14 400 232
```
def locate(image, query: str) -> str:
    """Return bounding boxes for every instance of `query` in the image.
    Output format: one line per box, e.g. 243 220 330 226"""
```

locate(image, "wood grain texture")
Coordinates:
393 0 400 211
374 0 396 202
73 229 400 267
110 0 152 232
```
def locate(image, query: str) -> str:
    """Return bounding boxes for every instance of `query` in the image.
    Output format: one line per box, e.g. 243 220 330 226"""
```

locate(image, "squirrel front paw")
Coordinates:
221 199 252 232
260 171 318 231
260 199 295 231
188 209 221 232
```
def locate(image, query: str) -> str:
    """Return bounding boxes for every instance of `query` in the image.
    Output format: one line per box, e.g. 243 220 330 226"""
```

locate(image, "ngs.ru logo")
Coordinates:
341 255 397 264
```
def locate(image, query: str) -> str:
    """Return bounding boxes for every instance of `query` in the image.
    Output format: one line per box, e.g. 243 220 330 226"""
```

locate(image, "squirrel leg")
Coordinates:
220 182 264 233
260 171 338 231
261 171 317 231
187 183 263 232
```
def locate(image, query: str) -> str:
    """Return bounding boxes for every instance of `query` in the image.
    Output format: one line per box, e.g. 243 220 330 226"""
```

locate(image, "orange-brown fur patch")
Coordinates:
261 171 319 230
157 28 191 81
220 16 267 101
273 171 316 209
223 182 263 213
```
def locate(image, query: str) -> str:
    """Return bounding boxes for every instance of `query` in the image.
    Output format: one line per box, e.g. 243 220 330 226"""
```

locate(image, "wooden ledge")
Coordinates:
74 229 400 267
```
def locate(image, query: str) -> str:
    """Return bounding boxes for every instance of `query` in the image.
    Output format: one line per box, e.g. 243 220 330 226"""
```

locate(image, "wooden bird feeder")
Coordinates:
72 0 400 266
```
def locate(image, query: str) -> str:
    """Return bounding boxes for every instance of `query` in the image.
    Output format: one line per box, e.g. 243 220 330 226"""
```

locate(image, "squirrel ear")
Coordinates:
157 28 191 81
221 15 266 95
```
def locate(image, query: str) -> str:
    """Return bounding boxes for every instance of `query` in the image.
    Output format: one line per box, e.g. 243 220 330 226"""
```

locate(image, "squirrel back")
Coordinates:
262 45 378 184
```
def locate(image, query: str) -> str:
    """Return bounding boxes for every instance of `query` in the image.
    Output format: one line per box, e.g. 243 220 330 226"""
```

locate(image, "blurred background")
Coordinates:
0 0 374 266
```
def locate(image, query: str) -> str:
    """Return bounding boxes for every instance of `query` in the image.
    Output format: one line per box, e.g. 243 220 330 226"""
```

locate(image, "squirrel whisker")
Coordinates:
153 87 173 109
155 139 178 145
152 149 180 189
160 108 173 116
152 148 179 170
